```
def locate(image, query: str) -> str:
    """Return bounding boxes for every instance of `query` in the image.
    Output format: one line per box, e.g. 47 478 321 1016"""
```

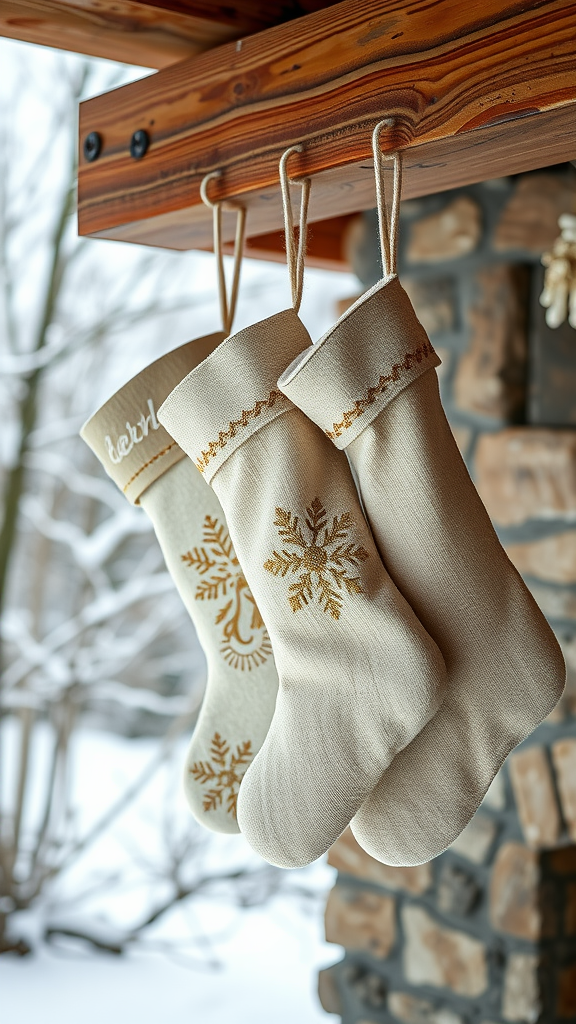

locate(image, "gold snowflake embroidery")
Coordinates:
190 732 253 817
182 516 272 670
263 497 369 620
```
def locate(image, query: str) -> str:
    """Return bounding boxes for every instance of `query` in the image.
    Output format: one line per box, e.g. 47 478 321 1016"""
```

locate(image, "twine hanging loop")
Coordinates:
200 170 246 336
279 146 311 314
372 119 403 279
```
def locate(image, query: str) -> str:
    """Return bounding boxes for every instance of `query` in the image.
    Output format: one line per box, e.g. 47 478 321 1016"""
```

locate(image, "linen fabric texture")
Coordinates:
158 308 447 868
279 275 566 866
81 337 279 833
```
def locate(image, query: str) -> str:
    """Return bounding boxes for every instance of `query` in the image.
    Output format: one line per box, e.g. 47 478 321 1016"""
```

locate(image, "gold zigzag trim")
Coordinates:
196 389 288 473
326 341 436 439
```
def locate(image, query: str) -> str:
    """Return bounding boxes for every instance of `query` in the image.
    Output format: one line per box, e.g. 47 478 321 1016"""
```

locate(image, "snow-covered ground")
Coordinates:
0 726 340 1024
2 918 332 1024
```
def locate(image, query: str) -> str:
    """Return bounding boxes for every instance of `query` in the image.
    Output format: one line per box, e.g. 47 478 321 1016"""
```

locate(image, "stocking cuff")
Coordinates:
81 333 225 503
278 276 440 449
158 309 310 483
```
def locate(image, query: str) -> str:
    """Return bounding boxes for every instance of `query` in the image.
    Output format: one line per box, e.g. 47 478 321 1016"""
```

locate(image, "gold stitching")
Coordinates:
189 732 253 818
221 639 273 671
326 341 436 439
263 497 369 621
195 389 288 473
182 515 271 669
122 441 177 493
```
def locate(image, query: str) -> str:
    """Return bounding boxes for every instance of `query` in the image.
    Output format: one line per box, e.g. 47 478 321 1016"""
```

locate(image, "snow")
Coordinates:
1 905 334 1024
2 892 338 1024
0 725 340 1024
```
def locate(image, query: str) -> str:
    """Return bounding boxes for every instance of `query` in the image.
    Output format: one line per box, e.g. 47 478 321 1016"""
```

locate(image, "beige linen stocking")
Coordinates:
81 338 279 834
278 141 565 866
158 308 447 868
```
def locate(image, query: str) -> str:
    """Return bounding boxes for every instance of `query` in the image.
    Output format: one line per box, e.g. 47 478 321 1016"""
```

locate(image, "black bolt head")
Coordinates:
83 131 102 162
130 129 150 160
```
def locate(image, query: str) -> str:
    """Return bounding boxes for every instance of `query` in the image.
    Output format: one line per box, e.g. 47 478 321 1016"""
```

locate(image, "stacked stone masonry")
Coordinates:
321 166 576 1024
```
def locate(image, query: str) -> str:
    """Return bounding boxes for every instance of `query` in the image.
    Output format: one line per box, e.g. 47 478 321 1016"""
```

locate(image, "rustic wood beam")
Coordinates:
77 0 576 252
224 215 359 271
0 1 339 69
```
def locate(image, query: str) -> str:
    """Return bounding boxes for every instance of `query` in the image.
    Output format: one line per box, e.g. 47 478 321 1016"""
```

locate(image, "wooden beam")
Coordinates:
77 0 576 251
0 1 339 69
224 214 359 271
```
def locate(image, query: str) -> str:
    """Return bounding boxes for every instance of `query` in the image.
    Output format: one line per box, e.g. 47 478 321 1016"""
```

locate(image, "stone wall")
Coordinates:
320 165 576 1024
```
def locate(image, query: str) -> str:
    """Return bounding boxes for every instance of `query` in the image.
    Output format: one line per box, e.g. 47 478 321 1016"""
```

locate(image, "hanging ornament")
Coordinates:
540 213 576 329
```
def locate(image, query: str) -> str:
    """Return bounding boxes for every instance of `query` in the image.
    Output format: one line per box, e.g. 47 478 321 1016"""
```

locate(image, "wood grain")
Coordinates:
77 0 576 250
223 215 358 271
0 0 339 68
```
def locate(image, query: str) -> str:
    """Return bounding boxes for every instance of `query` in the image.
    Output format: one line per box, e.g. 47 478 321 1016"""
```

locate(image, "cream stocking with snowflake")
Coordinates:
278 141 565 865
158 308 446 868
81 338 278 834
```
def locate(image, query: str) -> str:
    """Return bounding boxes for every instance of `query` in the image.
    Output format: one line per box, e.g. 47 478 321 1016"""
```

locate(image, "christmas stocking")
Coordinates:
278 139 565 866
157 308 447 868
81 337 279 834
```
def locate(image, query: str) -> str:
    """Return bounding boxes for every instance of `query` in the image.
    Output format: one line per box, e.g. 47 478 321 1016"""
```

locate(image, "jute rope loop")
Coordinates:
372 119 403 278
279 145 311 314
200 170 247 336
